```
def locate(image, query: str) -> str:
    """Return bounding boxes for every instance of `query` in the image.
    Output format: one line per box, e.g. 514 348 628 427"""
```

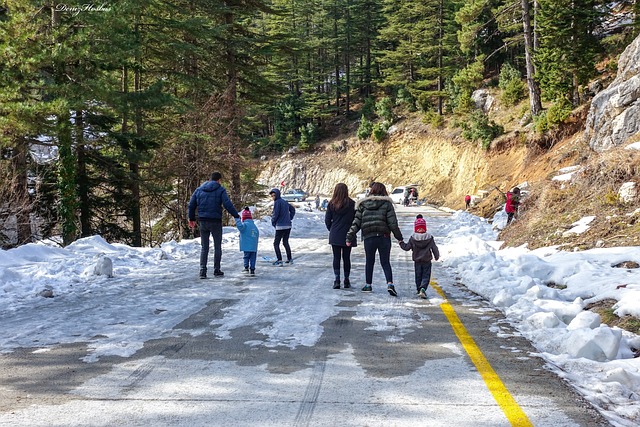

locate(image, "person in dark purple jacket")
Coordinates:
325 183 357 289
269 188 296 265
188 172 240 279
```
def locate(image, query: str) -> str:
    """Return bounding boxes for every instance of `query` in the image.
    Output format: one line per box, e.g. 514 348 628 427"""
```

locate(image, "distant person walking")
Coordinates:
269 188 296 265
465 194 471 209
505 187 521 225
188 171 240 279
346 182 404 296
399 214 440 299
315 195 321 210
236 207 259 276
325 183 357 289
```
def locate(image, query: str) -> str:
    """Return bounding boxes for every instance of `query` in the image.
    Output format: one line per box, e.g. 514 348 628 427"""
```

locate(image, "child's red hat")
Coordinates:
414 215 426 233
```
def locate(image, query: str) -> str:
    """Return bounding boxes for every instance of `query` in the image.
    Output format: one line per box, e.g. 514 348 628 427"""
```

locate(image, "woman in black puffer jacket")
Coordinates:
346 182 403 296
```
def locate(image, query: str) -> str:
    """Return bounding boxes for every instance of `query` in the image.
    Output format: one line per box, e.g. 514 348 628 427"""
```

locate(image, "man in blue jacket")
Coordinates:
269 188 296 265
188 172 240 278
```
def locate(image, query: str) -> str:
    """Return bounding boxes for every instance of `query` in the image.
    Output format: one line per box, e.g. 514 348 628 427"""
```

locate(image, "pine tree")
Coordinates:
535 0 600 104
378 0 462 114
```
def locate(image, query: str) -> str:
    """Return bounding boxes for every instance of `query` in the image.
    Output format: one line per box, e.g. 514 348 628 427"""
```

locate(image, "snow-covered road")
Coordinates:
0 205 637 426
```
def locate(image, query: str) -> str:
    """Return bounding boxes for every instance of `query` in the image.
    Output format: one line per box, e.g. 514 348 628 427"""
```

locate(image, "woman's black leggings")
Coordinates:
364 235 393 285
331 245 352 280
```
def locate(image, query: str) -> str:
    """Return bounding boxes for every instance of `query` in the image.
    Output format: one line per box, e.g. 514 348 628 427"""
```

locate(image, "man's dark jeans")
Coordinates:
199 219 223 271
273 228 292 261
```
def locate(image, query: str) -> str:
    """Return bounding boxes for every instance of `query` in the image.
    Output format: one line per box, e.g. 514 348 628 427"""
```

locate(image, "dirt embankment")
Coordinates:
258 114 577 212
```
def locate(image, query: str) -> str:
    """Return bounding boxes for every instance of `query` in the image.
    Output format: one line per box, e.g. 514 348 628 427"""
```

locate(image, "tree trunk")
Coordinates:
225 9 242 209
12 142 32 245
130 19 143 247
522 0 542 116
52 5 77 245
333 3 340 116
75 110 91 237
345 0 351 113
437 0 444 115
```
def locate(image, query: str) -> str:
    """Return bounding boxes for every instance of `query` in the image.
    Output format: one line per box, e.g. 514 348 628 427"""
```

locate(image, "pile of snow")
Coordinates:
440 210 640 424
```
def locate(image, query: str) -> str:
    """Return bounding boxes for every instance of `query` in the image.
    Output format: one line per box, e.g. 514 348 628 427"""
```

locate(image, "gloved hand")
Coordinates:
234 217 241 226
188 220 196 229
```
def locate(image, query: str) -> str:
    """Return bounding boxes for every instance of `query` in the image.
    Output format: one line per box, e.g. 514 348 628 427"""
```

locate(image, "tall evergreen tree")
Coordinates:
535 0 600 104
378 0 461 114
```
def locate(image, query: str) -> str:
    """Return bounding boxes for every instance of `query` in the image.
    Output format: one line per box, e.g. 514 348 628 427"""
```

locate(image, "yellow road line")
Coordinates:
431 280 533 427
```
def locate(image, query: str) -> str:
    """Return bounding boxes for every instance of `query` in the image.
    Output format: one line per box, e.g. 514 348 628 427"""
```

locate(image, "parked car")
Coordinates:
281 189 308 202
390 184 420 204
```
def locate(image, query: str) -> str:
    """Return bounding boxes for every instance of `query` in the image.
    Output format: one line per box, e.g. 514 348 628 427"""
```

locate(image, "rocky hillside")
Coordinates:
258 33 640 251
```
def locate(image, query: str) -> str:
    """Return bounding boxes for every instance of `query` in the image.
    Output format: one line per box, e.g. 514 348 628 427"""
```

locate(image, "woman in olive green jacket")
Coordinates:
346 182 403 296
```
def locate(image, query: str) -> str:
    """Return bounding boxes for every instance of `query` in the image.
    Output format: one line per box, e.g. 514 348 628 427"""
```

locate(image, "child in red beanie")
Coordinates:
399 214 440 299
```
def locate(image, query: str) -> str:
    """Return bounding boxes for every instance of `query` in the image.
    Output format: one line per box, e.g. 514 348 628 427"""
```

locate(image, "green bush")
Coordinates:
372 122 388 142
357 116 373 140
450 58 484 115
534 98 572 134
547 97 572 126
461 110 504 149
423 110 444 128
397 87 416 111
533 111 549 133
499 63 525 107
361 97 376 120
298 122 318 150
376 97 394 123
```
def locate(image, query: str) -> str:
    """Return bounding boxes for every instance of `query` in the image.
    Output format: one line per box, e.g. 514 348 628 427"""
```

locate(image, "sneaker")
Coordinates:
333 280 341 289
387 284 397 297
285 259 293 264
213 269 224 277
361 285 372 292
272 260 283 266
343 278 351 288
243 267 249 272
419 288 428 299
415 289 421 295
250 269 255 275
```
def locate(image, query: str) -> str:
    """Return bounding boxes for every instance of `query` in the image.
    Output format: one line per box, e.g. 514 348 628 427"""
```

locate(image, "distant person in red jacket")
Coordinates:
505 187 521 225
464 195 471 209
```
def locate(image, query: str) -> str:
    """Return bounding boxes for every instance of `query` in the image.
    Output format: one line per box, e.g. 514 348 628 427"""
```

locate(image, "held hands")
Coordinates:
188 220 196 229
346 241 352 247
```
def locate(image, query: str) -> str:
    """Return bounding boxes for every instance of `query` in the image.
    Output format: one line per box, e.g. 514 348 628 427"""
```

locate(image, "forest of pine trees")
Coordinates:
0 0 638 248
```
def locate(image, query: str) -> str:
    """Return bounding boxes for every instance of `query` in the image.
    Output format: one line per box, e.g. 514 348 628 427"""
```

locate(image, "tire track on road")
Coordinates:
293 352 328 427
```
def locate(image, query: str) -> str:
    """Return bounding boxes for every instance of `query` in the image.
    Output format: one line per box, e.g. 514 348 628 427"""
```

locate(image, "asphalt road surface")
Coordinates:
0 207 612 426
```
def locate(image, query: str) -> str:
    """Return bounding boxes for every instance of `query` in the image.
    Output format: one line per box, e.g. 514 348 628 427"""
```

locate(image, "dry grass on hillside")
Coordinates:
500 146 640 250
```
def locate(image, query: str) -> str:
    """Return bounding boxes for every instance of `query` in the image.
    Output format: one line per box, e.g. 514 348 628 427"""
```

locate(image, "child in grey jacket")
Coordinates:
399 214 440 299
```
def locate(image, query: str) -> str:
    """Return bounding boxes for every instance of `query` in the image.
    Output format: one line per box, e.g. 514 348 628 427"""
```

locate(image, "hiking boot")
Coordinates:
343 278 351 288
361 284 372 292
387 284 397 297
213 269 224 277
199 267 207 279
333 280 341 289
250 269 255 275
419 288 428 299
